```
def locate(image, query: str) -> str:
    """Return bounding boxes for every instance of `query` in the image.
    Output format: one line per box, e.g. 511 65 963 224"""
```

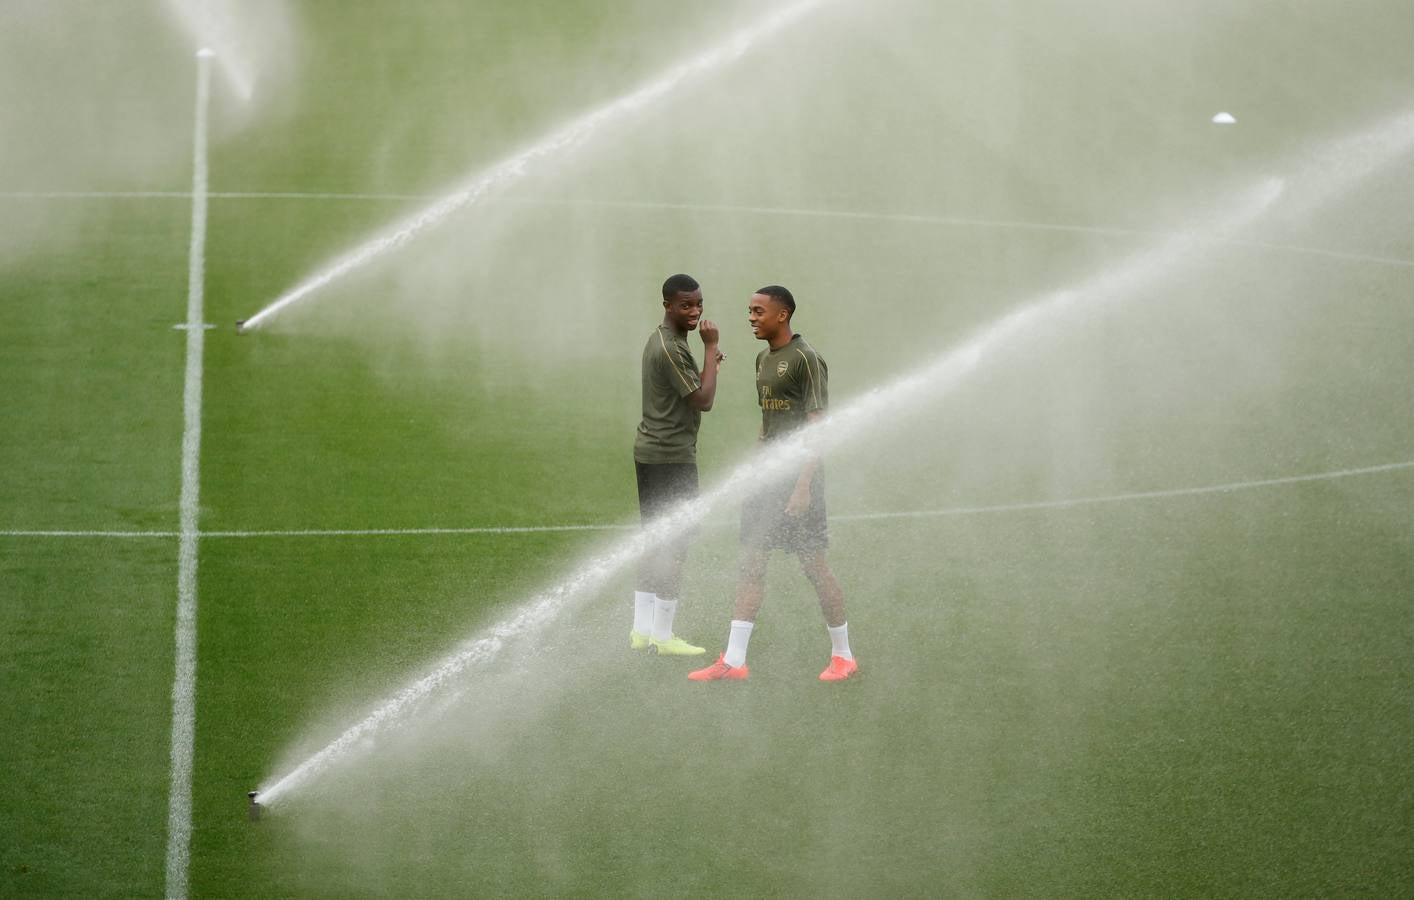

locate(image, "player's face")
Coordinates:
664 289 704 331
747 293 787 341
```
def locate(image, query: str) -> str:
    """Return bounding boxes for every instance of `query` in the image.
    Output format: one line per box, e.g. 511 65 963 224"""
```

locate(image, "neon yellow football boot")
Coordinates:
649 635 706 656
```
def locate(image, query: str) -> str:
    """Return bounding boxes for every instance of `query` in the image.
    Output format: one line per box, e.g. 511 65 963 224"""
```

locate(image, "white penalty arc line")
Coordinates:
4 190 1413 271
2 459 1411 541
163 48 212 900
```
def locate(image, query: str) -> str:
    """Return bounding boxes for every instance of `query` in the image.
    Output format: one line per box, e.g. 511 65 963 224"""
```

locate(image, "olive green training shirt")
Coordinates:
754 334 828 440
634 325 702 464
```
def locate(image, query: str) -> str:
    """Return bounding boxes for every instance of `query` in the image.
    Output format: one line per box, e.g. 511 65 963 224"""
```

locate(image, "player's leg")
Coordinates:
725 546 769 663
689 479 785 681
688 547 766 681
724 483 781 667
630 462 660 648
800 551 858 682
788 471 857 680
799 549 845 628
650 533 706 656
728 545 769 661
651 534 688 637
647 463 705 655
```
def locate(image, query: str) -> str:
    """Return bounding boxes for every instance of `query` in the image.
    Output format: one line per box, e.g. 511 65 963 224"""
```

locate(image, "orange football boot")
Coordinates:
688 654 749 682
818 656 859 682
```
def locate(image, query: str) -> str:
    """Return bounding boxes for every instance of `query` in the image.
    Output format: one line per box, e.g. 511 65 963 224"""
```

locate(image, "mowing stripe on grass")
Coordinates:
163 48 212 900
2 459 1411 541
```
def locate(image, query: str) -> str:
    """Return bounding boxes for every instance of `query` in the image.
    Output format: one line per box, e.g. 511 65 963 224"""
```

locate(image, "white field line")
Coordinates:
2 459 1411 541
0 530 183 538
199 524 632 537
163 48 212 900
833 459 1414 521
0 190 194 199
3 190 1412 270
239 0 831 331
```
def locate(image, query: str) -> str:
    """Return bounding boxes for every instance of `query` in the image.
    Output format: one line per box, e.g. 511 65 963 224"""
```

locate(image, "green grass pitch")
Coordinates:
2 2 1412 897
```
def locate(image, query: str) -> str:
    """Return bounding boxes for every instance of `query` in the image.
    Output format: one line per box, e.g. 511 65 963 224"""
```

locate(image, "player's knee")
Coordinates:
798 552 829 580
738 552 767 579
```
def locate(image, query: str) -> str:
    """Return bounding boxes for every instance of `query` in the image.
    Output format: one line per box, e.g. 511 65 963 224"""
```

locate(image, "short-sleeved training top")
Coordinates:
754 334 827 440
634 324 702 464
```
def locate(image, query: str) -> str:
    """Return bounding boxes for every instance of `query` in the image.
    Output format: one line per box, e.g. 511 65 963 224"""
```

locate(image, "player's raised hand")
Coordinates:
699 320 723 363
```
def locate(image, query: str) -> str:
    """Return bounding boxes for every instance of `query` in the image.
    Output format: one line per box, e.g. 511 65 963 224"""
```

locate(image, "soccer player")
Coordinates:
690 285 859 682
630 273 723 656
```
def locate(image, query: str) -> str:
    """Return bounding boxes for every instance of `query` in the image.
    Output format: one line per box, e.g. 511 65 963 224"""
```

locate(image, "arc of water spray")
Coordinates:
256 105 1414 807
237 0 829 332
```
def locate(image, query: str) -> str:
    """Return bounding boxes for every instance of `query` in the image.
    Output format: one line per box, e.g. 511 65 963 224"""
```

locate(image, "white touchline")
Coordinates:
1 459 1411 542
164 48 212 900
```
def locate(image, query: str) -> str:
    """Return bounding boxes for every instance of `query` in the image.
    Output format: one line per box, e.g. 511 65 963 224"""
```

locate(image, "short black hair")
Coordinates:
662 273 700 300
756 284 795 318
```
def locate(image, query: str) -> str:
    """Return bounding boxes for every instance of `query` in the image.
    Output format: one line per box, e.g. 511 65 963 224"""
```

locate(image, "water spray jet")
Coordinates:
236 0 831 332
162 0 288 103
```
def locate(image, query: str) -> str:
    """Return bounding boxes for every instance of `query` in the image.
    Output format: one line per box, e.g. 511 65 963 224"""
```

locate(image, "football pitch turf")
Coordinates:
3 2 1413 897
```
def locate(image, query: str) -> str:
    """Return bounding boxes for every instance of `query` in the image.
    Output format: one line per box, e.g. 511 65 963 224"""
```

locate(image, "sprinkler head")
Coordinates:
248 791 261 822
235 320 247 335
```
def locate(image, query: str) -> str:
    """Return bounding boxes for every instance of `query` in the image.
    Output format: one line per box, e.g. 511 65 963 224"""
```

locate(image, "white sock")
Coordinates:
651 596 678 642
724 619 754 667
633 591 655 635
827 622 853 660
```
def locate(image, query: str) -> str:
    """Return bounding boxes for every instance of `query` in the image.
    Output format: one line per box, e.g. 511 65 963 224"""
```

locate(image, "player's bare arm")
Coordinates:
687 319 723 412
786 409 824 516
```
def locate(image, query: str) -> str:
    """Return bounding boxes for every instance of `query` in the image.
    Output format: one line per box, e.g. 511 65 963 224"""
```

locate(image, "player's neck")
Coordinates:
766 330 795 350
661 315 687 336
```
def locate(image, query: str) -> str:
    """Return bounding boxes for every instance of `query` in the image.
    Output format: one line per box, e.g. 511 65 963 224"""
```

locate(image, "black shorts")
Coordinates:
739 468 828 554
635 461 699 524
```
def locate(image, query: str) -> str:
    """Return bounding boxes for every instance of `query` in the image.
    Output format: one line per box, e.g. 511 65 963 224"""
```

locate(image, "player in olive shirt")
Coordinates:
631 274 723 656
690 285 858 682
